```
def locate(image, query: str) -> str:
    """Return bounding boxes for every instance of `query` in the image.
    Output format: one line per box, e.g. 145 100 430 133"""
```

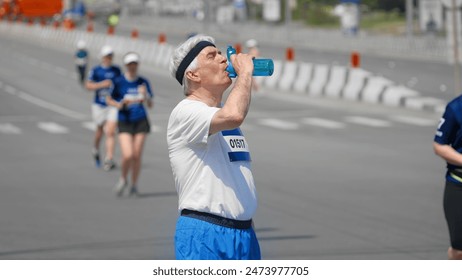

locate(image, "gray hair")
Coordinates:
169 34 215 95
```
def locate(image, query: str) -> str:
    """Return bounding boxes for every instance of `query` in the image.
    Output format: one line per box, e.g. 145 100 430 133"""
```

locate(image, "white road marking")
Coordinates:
390 116 437 127
81 121 96 131
4 85 17 95
345 116 391 128
0 123 22 134
151 125 162 133
301 118 345 129
257 118 300 130
37 122 69 134
17 91 86 120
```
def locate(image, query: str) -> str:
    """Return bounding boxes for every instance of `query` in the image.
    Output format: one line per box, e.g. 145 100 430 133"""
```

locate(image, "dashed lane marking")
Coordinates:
345 116 392 128
150 125 162 133
37 122 69 134
0 123 22 134
301 118 346 129
257 118 300 130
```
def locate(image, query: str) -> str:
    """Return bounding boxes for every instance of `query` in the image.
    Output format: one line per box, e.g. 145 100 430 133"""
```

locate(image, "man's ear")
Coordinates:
185 70 200 83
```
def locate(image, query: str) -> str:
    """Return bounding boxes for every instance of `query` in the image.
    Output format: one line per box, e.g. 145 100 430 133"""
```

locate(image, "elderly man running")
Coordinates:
167 35 260 260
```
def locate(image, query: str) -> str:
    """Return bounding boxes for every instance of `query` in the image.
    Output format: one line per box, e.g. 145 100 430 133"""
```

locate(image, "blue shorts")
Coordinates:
175 216 261 260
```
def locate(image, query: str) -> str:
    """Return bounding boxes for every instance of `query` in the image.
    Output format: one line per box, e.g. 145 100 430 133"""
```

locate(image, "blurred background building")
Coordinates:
1 0 461 37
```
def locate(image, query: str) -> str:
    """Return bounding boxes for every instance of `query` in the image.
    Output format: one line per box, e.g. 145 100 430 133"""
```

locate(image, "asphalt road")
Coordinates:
0 34 450 259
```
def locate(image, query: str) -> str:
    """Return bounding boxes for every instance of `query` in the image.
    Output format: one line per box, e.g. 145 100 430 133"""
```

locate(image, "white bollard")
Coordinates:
308 64 329 97
293 62 313 93
324 65 348 98
382 85 420 107
155 43 167 66
104 36 117 52
138 41 150 62
94 33 106 52
264 60 283 89
113 36 126 54
343 68 371 101
278 62 298 91
146 42 159 65
361 76 393 104
404 97 447 111
161 45 173 68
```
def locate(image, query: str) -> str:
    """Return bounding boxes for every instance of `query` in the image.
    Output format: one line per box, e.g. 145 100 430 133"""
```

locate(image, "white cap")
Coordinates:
100 45 114 57
123 52 140 64
77 40 86 49
246 39 258 48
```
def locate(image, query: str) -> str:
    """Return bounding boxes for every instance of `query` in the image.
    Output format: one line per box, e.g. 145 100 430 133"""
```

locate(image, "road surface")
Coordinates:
0 35 450 259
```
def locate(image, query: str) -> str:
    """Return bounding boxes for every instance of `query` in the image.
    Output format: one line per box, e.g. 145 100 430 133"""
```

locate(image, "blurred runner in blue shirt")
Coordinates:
434 95 462 260
167 35 260 260
107 52 153 197
85 45 122 170
75 40 88 86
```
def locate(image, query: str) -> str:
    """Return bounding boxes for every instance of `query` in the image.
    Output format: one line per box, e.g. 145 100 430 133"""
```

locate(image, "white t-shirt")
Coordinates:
167 99 257 221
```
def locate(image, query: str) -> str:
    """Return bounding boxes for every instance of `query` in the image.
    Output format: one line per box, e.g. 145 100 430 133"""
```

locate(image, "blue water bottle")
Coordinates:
226 45 274 78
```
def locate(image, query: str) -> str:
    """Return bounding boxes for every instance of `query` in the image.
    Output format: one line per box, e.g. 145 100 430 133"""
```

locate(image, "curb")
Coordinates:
260 60 447 114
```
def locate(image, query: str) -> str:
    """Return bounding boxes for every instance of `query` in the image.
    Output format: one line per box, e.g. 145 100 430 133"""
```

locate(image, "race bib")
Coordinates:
124 93 144 101
123 93 144 108
98 89 110 103
222 128 251 162
75 58 87 65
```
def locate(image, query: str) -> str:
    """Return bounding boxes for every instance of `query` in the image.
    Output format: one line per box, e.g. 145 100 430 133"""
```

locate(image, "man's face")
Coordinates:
196 46 231 89
126 62 138 74
102 54 113 65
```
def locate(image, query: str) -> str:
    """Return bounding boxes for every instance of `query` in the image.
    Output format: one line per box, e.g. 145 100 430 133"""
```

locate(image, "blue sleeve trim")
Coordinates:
222 128 242 136
228 151 251 162
434 137 449 145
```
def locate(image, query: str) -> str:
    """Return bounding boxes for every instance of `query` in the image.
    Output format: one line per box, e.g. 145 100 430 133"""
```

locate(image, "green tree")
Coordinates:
294 0 339 27
376 0 406 12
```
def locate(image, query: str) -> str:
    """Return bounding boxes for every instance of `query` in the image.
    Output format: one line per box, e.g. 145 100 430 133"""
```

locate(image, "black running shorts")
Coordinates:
118 118 150 135
444 180 462 250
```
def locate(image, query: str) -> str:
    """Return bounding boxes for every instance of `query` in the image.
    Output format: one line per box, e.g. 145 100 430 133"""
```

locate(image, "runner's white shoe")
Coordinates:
114 178 128 197
103 158 116 171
